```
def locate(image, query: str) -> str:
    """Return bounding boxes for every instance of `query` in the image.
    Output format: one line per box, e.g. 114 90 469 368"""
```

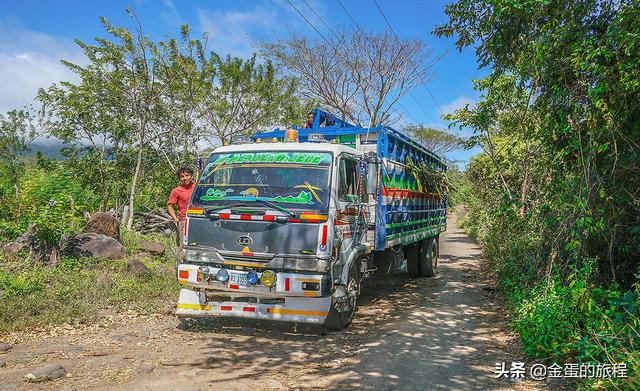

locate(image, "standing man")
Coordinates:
167 167 195 250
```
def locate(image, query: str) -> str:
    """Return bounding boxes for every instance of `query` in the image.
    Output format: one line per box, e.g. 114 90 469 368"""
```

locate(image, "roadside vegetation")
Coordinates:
438 0 640 389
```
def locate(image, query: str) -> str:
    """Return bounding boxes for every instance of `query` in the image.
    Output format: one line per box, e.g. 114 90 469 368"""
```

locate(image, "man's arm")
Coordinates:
167 203 179 227
167 189 179 227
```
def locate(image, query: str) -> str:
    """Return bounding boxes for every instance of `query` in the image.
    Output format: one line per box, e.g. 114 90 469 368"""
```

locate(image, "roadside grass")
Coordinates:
0 231 180 334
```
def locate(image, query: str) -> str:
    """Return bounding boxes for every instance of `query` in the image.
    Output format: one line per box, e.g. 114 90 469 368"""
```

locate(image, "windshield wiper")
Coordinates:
252 199 296 218
205 200 296 218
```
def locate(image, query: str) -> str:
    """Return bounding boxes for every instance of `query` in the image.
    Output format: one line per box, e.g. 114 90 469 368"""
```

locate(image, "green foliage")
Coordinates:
0 109 36 195
438 1 640 387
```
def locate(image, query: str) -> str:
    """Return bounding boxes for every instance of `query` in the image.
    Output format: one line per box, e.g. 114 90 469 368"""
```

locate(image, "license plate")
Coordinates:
229 273 248 287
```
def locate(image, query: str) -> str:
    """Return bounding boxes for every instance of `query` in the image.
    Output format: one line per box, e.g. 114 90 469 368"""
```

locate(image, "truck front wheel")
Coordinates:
325 261 360 330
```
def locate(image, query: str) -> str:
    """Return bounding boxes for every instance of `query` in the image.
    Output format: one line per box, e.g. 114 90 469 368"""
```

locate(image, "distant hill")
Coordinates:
22 138 69 158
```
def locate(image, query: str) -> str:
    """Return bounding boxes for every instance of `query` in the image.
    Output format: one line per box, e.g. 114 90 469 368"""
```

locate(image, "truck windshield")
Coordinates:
193 151 332 211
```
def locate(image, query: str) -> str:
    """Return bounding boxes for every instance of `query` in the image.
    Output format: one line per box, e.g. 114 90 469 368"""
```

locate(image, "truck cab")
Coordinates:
176 141 371 329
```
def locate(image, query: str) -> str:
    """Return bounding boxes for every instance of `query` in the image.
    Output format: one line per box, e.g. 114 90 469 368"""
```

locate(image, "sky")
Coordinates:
0 0 485 166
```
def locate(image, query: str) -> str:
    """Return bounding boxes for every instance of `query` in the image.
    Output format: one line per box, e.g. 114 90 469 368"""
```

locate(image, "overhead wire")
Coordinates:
285 0 330 44
371 0 449 131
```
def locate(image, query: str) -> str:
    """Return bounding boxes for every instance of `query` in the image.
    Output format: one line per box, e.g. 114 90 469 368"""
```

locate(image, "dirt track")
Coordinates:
0 210 561 390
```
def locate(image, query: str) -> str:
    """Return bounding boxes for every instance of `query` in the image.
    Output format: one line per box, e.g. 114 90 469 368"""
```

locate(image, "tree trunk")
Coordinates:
519 165 530 217
126 126 145 231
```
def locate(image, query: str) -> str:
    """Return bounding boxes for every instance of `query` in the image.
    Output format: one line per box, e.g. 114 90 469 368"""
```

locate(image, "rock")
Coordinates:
163 228 173 237
241 327 256 335
0 359 6 367
0 342 11 353
63 233 125 260
2 241 27 261
24 364 66 382
268 379 283 389
136 364 155 374
127 258 149 275
82 212 121 241
139 240 165 255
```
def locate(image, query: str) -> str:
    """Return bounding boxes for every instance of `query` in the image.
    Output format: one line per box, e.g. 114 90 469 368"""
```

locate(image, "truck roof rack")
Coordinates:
252 108 446 167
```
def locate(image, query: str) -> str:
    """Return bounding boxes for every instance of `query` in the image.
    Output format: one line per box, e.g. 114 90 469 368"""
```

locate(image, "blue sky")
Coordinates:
0 0 484 165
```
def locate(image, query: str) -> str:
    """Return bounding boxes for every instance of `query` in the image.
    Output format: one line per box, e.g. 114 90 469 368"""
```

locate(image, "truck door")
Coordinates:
335 156 367 256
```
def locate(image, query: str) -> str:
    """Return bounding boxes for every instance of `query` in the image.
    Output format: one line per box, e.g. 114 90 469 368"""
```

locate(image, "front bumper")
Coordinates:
176 264 332 324
176 289 331 324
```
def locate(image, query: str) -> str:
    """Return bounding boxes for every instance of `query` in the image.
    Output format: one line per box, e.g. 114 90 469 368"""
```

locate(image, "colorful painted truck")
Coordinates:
175 109 447 329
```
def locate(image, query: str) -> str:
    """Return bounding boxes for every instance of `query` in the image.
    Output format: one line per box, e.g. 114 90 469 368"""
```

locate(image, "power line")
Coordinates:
301 0 341 41
425 88 444 116
336 0 362 29
373 0 398 37
408 93 441 127
372 0 448 129
285 0 330 44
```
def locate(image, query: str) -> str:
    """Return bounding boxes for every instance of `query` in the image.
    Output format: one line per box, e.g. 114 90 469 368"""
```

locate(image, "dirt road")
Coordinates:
0 210 556 390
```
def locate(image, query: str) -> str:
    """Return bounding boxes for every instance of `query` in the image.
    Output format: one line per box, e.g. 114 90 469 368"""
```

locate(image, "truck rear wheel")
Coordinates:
405 244 421 277
325 260 360 330
420 238 438 277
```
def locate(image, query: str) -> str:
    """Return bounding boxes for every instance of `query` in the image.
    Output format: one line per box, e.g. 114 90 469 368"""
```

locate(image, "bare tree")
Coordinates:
260 28 438 127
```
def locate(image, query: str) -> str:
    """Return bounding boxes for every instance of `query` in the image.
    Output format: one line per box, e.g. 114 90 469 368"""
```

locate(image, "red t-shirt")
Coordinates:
168 183 195 221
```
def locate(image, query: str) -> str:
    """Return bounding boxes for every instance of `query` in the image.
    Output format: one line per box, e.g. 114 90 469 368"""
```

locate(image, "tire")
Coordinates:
406 244 421 277
325 260 360 330
373 249 395 277
420 238 438 277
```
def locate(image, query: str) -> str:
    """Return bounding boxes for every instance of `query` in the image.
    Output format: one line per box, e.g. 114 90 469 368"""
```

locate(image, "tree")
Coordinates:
403 124 466 155
0 109 36 196
156 25 210 169
49 11 181 230
261 28 438 126
435 0 640 285
198 54 302 146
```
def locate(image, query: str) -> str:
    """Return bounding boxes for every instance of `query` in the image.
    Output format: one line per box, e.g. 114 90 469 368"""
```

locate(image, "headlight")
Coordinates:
216 268 229 282
246 271 259 285
260 270 277 287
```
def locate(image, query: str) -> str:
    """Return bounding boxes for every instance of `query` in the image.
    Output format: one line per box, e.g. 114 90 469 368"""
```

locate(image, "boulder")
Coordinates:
138 240 165 255
64 233 125 260
82 212 120 241
24 364 66 382
127 258 149 275
2 241 26 262
2 233 31 262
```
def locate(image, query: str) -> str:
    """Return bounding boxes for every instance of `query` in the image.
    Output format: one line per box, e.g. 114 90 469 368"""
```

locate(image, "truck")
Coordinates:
175 109 447 330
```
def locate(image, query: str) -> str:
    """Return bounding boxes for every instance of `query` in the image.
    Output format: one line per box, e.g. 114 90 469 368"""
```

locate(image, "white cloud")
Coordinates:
196 5 282 59
440 96 475 115
0 19 84 114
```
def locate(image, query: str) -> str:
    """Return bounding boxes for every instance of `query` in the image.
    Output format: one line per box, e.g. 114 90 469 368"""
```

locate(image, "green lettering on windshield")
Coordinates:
200 190 315 205
213 152 326 165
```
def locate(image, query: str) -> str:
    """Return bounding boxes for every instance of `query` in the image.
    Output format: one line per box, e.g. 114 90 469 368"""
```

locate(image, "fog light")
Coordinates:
260 270 277 287
247 271 259 285
197 266 209 282
216 268 229 282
